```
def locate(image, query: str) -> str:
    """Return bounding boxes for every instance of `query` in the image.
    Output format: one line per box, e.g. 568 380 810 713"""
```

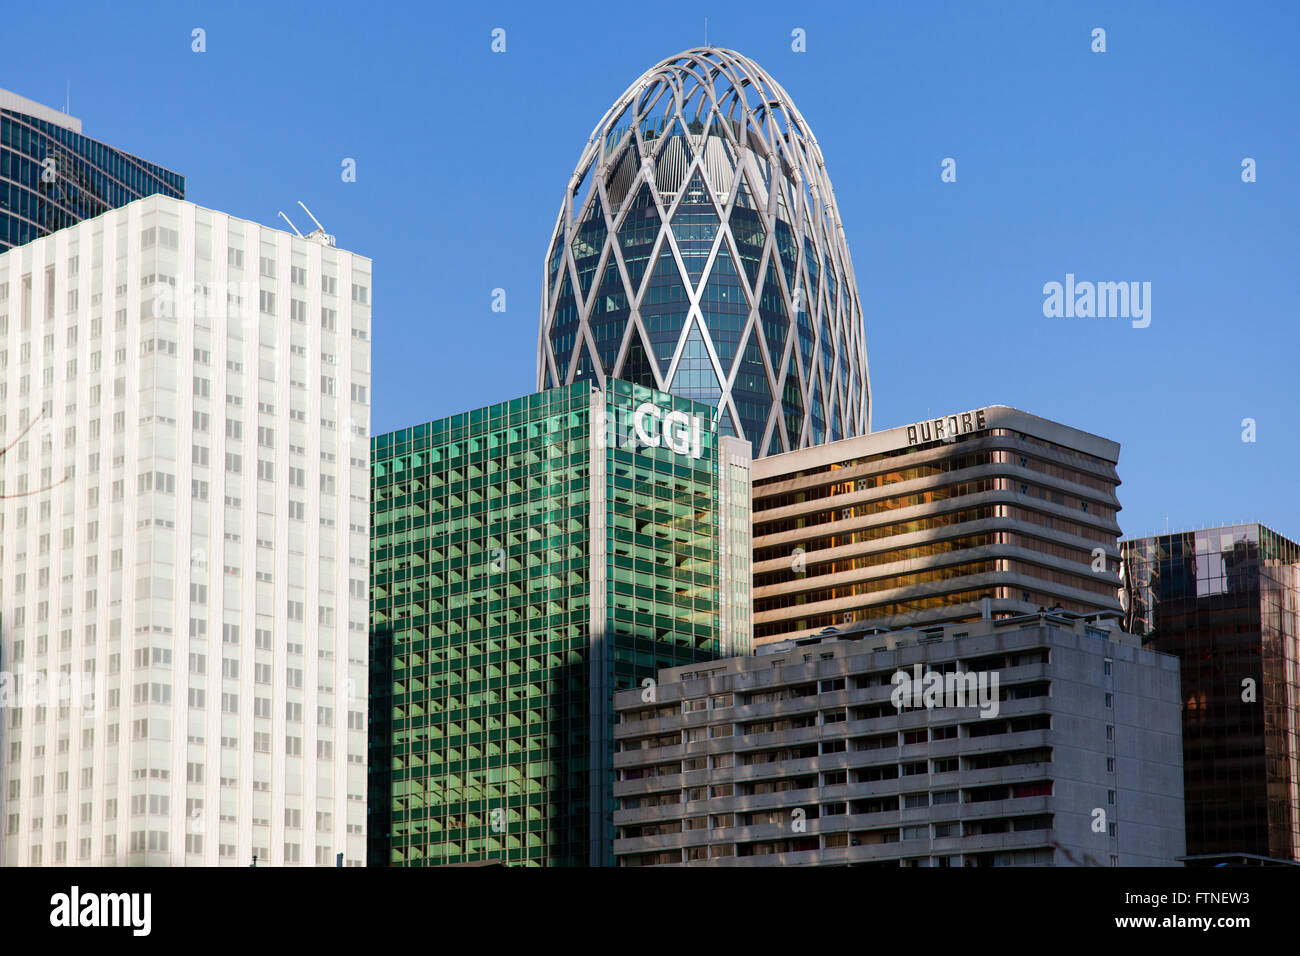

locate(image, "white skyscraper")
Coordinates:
0 195 371 865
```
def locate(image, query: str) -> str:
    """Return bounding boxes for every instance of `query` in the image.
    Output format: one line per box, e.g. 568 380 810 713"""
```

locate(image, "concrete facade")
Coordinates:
612 611 1185 866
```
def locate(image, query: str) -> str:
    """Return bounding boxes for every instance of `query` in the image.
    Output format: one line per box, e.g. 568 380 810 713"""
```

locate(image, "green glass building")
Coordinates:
368 380 751 866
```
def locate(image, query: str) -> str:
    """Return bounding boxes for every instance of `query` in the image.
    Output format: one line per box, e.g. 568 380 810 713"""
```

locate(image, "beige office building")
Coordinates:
751 406 1123 647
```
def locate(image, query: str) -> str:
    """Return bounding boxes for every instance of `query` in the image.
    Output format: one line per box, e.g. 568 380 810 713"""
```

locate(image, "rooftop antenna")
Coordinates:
277 210 305 238
296 201 336 247
65 80 69 115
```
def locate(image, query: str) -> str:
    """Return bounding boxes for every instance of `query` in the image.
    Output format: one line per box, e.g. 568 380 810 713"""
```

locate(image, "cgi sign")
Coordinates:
632 402 703 459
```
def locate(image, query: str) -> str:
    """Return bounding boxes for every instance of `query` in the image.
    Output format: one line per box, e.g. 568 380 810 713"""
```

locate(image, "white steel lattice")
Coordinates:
538 47 871 456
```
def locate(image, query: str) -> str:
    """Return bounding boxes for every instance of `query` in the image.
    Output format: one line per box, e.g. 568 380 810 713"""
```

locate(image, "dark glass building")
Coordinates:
1122 524 1300 861
0 88 184 251
368 380 751 866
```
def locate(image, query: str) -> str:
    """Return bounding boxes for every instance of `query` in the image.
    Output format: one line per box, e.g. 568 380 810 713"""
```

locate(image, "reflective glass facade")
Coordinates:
1 92 183 252
1122 524 1300 861
538 49 871 457
368 380 749 866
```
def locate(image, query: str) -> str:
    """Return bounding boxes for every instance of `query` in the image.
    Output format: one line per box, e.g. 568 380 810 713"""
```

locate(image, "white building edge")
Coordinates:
0 195 371 865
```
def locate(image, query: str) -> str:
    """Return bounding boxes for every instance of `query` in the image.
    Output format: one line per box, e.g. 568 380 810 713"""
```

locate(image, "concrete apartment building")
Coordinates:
0 195 371 865
751 405 1124 647
611 611 1185 866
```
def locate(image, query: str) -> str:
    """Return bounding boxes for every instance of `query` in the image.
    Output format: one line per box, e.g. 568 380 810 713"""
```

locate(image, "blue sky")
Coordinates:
6 0 1297 541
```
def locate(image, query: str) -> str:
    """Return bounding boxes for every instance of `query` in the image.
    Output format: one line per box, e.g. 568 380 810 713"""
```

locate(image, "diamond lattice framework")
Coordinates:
537 47 872 456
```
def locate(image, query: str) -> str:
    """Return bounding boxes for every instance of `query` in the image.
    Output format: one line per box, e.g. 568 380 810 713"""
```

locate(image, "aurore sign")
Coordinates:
906 408 988 446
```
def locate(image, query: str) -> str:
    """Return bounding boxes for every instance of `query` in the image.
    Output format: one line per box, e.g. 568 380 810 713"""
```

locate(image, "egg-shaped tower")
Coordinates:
538 47 870 455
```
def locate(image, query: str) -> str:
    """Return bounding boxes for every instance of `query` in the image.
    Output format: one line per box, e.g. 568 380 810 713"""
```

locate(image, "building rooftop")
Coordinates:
754 607 1140 656
0 194 370 264
1122 521 1297 547
0 87 81 133
755 405 1121 480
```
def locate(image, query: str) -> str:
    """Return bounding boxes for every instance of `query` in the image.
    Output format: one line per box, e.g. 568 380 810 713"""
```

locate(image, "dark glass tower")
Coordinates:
0 88 184 251
1122 524 1300 862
